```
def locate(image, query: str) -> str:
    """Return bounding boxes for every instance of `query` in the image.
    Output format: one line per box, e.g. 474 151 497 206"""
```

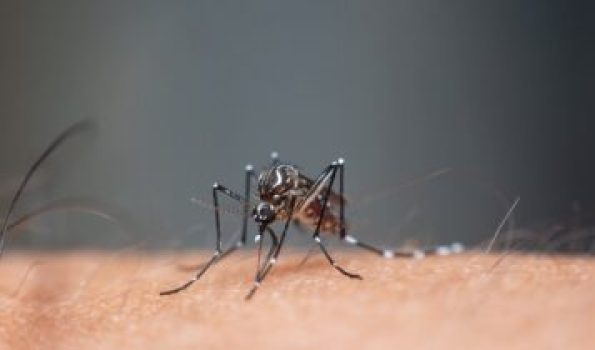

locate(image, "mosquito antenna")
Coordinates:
0 120 93 254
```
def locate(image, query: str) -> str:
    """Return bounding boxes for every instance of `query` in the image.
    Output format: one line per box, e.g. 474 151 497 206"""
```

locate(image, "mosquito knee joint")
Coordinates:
436 246 451 255
344 235 358 244
413 250 425 259
451 242 464 253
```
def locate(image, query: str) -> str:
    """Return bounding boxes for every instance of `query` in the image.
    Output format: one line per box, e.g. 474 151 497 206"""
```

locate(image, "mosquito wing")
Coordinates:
298 172 346 208
294 170 345 235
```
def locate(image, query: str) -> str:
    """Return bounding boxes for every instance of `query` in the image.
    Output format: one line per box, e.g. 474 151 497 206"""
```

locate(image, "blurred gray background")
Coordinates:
0 1 592 250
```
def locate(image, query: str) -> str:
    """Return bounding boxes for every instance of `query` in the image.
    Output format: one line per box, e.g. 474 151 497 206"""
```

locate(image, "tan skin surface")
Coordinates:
0 251 593 350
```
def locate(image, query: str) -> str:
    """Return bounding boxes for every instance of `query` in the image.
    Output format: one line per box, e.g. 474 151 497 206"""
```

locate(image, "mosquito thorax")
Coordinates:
257 164 301 201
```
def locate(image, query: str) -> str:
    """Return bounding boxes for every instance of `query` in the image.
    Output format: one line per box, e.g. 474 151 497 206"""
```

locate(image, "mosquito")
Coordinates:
161 152 464 300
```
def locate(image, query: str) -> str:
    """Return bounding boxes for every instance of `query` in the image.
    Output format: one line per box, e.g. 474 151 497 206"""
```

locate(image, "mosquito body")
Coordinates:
161 153 464 300
254 162 342 235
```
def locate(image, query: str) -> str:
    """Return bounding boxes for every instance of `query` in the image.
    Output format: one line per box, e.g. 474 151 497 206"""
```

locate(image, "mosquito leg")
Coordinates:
312 159 362 279
333 158 388 257
160 251 220 295
255 230 265 275
160 182 246 296
241 164 256 245
340 234 465 259
338 158 346 239
260 228 279 275
259 199 294 277
245 227 281 300
335 158 464 259
159 234 246 295
245 200 295 300
161 233 247 295
212 182 247 252
253 227 279 280
314 236 362 279
176 243 237 272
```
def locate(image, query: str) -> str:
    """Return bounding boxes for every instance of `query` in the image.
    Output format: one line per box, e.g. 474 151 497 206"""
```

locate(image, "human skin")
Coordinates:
0 251 593 350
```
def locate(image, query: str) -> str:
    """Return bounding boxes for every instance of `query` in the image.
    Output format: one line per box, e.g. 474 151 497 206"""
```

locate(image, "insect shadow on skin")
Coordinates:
160 152 466 300
0 120 131 297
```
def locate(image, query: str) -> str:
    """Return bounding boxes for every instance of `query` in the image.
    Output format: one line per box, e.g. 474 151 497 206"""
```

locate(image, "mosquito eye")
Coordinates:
253 203 275 223
260 205 273 217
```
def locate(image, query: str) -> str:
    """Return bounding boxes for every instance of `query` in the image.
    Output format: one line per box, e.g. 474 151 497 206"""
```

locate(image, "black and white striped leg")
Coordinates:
335 158 464 259
212 182 246 252
245 228 280 300
311 158 362 279
340 234 465 259
245 199 296 300
314 236 362 279
160 182 247 296
242 164 256 245
253 226 279 286
160 245 238 295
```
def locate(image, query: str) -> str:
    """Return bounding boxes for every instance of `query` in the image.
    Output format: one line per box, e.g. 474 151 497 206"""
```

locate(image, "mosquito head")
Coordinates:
253 202 276 225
